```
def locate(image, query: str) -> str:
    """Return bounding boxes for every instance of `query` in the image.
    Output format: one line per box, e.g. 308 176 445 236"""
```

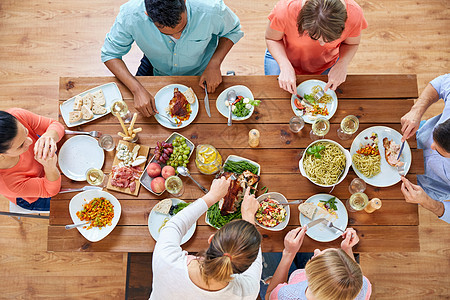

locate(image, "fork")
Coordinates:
313 87 325 102
156 113 179 126
397 163 406 176
65 129 102 138
323 220 345 233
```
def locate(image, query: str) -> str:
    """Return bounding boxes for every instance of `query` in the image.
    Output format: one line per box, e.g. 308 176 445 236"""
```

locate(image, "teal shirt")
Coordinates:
101 0 243 76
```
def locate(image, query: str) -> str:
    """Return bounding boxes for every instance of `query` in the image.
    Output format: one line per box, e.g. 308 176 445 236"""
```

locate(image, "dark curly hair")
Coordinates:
145 0 186 28
0 111 18 154
433 118 450 153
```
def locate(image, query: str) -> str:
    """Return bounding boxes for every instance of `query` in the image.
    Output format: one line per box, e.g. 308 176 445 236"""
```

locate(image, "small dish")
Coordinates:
255 192 290 231
216 85 255 121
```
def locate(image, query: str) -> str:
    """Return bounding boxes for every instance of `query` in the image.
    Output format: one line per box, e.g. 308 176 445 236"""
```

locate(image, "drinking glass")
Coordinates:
348 178 366 194
85 168 105 186
98 134 116 152
337 115 359 140
346 192 369 212
110 99 132 123
289 116 305 133
310 117 330 141
165 176 185 197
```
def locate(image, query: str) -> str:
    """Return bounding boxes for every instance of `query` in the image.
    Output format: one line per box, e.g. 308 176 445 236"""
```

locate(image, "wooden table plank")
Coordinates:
47 225 419 253
59 74 418 100
50 199 418 226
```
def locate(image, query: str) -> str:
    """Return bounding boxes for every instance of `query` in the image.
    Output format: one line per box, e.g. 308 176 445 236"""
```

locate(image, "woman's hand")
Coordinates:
341 228 359 253
203 176 231 207
35 151 58 170
241 188 259 224
34 135 57 160
283 227 307 257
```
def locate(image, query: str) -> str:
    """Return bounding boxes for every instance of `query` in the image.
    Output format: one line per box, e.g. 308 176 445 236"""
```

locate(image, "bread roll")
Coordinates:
92 89 106 106
92 104 107 115
73 96 83 111
81 105 94 120
82 94 94 109
69 111 82 123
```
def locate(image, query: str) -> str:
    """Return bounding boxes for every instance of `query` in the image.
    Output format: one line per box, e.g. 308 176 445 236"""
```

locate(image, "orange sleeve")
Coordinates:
7 108 65 141
4 174 61 201
268 0 290 32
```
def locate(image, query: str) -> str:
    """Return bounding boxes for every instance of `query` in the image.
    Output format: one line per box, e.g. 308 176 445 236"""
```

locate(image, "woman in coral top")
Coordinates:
0 108 65 211
265 0 367 93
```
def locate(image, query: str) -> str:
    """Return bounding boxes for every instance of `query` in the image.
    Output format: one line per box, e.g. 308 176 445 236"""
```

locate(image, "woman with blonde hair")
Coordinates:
150 177 262 299
265 227 371 299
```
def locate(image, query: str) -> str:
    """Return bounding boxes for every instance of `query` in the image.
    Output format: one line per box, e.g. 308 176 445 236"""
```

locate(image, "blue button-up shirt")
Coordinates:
101 0 243 76
416 74 450 223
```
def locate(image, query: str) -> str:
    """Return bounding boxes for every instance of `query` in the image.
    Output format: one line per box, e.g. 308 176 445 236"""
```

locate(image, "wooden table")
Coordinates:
48 74 422 253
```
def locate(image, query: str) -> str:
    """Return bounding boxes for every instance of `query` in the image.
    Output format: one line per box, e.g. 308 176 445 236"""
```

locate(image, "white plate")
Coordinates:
154 84 199 129
60 82 122 127
291 80 338 124
216 85 255 121
299 139 351 188
148 198 196 245
69 190 121 242
255 192 290 231
205 155 261 229
299 194 348 242
58 135 105 181
350 126 411 187
140 132 195 196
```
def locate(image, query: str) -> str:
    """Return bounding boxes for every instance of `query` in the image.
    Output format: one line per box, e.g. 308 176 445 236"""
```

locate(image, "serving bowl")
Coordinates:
255 192 290 231
299 139 351 187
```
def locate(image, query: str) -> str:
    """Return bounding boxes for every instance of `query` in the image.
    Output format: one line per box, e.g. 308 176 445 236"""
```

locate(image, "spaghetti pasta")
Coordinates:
311 85 333 103
352 153 381 178
303 142 346 185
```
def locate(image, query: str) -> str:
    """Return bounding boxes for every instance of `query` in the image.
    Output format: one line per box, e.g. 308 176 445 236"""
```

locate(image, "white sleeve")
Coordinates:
231 248 263 297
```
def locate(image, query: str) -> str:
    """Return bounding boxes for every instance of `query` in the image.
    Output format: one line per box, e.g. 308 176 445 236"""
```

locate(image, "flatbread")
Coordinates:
81 105 94 120
92 104 107 115
153 199 172 215
69 111 82 123
298 203 316 219
183 87 196 104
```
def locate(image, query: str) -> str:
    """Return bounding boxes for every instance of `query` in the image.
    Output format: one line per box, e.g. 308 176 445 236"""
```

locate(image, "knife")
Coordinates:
397 141 405 160
59 186 103 194
305 218 326 230
203 81 211 117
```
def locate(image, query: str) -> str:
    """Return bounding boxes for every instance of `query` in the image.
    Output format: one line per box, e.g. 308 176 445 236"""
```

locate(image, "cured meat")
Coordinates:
169 88 190 119
382 138 404 167
110 165 142 190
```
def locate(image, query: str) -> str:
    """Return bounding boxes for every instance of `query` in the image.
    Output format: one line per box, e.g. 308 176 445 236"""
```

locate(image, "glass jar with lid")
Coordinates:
195 144 222 175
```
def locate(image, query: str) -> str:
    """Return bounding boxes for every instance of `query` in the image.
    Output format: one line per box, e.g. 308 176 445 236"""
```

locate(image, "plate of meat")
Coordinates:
205 155 261 229
350 126 411 187
154 84 199 129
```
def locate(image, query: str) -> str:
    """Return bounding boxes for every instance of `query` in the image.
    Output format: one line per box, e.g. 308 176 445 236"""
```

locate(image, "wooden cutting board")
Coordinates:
106 140 150 196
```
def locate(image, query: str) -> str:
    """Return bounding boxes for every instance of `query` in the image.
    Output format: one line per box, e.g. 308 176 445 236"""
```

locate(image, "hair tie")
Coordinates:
223 253 232 260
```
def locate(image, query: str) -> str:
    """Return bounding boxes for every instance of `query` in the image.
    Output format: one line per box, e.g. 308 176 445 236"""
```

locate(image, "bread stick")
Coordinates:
132 128 142 133
129 113 138 131
116 114 128 136
118 132 127 138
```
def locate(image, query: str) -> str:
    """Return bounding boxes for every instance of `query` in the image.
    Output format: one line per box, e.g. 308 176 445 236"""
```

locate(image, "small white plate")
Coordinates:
291 80 338 124
350 126 411 187
148 198 196 245
216 85 254 121
58 135 105 181
154 84 199 129
69 190 121 242
299 194 348 242
60 82 121 127
255 192 290 231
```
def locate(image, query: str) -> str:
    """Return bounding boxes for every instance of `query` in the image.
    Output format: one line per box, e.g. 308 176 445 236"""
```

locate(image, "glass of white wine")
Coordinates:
337 115 359 140
165 176 185 197
85 168 105 186
346 192 369 212
310 117 330 141
110 99 132 123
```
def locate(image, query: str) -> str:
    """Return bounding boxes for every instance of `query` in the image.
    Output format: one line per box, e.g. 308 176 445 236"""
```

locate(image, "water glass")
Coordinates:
289 116 305 133
348 178 366 194
98 134 116 151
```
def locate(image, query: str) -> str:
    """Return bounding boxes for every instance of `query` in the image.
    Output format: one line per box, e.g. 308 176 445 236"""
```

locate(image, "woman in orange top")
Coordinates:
0 108 65 211
265 0 367 93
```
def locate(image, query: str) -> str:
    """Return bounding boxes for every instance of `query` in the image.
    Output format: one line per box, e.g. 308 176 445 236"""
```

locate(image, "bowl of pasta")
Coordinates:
299 139 351 187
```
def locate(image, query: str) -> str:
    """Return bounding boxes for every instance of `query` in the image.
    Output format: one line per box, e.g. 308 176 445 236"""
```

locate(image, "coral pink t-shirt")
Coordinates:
0 108 65 203
268 0 368 74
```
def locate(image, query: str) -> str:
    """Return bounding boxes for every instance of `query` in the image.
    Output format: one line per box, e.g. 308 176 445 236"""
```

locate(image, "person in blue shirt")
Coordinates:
400 73 450 223
101 0 243 117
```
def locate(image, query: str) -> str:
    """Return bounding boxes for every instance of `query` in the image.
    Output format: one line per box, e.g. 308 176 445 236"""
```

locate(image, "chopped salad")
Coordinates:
76 197 114 230
255 197 286 227
225 96 260 117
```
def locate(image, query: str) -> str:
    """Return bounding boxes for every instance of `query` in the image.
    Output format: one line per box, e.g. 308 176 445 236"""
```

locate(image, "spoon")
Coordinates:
177 166 209 193
65 221 90 230
226 89 236 126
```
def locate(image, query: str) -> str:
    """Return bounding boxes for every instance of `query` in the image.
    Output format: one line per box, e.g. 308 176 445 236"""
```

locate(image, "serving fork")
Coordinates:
65 129 102 138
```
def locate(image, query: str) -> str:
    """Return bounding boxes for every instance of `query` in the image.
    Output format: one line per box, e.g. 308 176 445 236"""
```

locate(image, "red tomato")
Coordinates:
294 98 304 110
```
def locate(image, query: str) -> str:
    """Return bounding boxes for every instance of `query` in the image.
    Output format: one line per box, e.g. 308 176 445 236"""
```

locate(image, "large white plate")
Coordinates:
148 198 196 245
216 85 255 121
154 84 199 129
291 79 338 124
255 192 290 231
58 135 105 181
69 190 121 242
60 82 122 127
350 126 411 187
299 194 348 242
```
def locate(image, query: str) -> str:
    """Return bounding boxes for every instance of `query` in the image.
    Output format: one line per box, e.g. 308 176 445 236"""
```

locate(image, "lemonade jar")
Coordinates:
195 144 222 175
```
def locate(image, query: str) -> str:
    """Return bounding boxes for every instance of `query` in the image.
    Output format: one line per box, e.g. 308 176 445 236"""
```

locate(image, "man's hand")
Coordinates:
277 63 297 94
241 188 259 224
325 62 348 91
401 176 431 205
199 61 222 93
133 87 158 117
400 108 422 142
283 227 306 257
34 135 57 160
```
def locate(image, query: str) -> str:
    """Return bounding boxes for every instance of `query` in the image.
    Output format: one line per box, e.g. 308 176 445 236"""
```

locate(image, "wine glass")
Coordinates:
346 192 369 212
289 116 305 133
337 115 359 140
85 168 106 186
110 99 132 123
165 176 185 197
310 117 330 141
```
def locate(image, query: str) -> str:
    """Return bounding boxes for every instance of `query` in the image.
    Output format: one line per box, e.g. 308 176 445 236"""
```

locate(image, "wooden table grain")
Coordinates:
49 75 422 253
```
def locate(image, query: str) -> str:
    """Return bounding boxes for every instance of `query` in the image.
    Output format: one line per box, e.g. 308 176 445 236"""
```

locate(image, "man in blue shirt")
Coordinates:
101 0 243 117
400 74 450 223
